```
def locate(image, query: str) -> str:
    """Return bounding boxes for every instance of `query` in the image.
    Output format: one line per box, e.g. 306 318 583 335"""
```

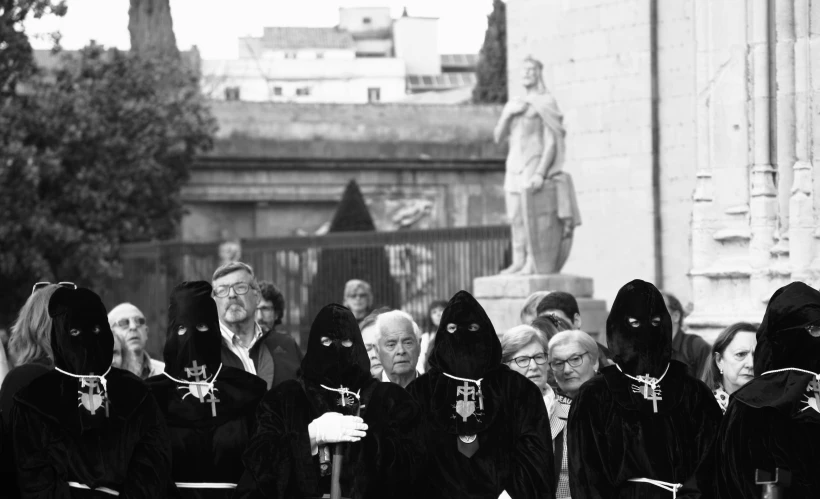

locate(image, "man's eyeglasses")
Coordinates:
111 317 147 329
32 281 76 295
213 282 252 298
510 353 548 368
549 352 588 371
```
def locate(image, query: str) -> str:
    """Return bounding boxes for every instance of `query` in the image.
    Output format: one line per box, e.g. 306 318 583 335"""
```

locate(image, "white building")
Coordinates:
202 7 476 104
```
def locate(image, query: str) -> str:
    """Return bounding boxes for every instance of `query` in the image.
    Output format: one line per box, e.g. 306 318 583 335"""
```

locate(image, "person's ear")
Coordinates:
574 313 583 329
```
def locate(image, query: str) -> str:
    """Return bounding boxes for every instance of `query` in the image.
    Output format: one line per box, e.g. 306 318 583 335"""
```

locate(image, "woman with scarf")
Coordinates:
567 280 721 498
145 281 267 497
707 282 820 497
700 322 758 414
10 287 171 496
406 290 554 499
235 303 422 499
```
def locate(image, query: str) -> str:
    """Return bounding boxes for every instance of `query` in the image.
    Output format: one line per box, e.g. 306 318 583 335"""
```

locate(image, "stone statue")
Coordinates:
493 56 581 275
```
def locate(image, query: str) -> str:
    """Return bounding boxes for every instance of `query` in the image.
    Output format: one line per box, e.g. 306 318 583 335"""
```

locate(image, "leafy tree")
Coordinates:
306 180 400 342
472 0 507 104
0 40 216 328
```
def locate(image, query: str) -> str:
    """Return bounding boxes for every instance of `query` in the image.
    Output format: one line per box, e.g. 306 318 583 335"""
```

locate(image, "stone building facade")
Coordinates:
507 0 820 339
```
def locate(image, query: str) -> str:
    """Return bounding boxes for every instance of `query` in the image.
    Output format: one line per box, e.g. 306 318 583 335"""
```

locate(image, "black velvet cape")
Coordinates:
234 378 422 499
567 361 721 498
406 368 553 499
235 303 423 499
406 290 554 499
11 368 171 498
705 282 820 498
145 281 268 498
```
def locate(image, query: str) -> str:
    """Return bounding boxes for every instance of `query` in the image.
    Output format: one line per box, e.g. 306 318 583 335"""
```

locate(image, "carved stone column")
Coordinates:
748 0 778 305
771 0 796 260
790 0 814 283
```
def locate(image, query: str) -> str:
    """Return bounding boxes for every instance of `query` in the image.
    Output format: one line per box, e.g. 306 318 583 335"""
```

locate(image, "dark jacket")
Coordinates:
221 328 303 390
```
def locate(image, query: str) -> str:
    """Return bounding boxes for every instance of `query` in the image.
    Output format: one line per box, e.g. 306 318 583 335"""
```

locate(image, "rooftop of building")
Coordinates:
260 27 356 50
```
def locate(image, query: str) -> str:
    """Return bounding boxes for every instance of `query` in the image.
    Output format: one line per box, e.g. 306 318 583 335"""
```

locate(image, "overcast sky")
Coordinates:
25 0 494 58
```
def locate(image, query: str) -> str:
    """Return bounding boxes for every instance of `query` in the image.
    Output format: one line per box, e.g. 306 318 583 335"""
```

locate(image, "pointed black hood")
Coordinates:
163 281 223 380
49 287 114 376
300 303 372 391
606 279 672 378
428 290 501 379
754 281 820 376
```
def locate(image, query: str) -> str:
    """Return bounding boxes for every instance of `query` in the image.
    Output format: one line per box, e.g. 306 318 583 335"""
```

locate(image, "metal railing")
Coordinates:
103 225 511 355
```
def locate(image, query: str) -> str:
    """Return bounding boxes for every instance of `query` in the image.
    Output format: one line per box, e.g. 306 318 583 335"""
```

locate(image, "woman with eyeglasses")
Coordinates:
546 330 599 499
342 279 373 325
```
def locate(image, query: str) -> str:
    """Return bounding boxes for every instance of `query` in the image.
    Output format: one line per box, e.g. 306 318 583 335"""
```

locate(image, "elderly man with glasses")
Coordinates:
108 302 165 379
212 261 302 390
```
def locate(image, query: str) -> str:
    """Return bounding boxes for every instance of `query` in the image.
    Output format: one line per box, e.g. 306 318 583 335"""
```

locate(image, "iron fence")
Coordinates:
103 225 511 356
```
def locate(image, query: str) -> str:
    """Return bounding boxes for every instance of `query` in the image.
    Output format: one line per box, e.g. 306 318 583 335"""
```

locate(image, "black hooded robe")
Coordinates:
10 287 171 498
145 281 267 498
707 282 820 499
567 280 721 499
406 290 554 499
235 303 423 499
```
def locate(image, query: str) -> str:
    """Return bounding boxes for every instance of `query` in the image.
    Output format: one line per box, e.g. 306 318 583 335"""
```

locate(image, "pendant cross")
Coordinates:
457 381 475 404
81 376 99 415
185 360 207 402
646 387 662 413
207 393 220 417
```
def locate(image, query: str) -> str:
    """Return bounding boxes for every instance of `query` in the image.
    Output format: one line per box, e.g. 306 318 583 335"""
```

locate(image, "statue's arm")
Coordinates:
494 112 513 144
534 126 557 179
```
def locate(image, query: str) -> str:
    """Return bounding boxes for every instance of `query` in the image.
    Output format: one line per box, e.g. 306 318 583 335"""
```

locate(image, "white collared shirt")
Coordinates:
220 321 263 375
381 369 419 384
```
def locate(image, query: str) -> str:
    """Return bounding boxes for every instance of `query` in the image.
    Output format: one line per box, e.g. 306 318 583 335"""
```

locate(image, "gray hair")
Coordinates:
375 310 421 340
343 279 372 300
500 325 549 364
548 329 599 367
212 261 259 288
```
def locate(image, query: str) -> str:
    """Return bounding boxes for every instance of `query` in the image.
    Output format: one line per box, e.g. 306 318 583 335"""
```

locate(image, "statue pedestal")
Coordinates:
473 274 609 344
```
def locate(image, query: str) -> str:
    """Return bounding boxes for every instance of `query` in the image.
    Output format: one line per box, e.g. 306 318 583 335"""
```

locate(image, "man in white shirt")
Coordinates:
108 303 165 379
375 310 421 389
212 261 302 389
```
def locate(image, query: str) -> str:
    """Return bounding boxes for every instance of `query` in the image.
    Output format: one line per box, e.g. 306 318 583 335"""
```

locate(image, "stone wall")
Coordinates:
507 0 657 308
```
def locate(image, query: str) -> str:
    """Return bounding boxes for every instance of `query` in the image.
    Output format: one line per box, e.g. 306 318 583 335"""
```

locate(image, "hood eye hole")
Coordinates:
650 317 661 327
446 323 457 333
69 328 81 337
340 339 353 348
177 326 187 336
321 337 332 347
468 323 480 332
196 324 209 332
627 318 641 328
92 326 101 334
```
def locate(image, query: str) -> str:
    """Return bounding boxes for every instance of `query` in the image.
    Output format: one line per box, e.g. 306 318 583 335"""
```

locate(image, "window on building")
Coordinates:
284 52 297 59
368 87 381 103
316 52 325 59
273 86 283 96
363 17 372 24
224 86 240 101
296 87 312 97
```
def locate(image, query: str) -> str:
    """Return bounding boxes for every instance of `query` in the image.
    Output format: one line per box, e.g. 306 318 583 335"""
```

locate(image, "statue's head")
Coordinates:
522 56 545 91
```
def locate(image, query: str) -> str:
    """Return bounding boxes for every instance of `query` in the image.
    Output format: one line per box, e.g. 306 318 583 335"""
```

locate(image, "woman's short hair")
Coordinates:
530 316 560 342
702 322 759 391
500 325 549 364
8 284 59 367
343 279 372 301
547 330 600 368
520 291 552 324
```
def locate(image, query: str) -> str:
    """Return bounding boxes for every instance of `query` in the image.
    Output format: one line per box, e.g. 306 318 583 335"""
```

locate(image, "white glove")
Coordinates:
308 412 368 455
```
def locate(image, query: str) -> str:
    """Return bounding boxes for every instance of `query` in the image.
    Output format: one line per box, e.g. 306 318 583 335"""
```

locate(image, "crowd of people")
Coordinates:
0 260 817 498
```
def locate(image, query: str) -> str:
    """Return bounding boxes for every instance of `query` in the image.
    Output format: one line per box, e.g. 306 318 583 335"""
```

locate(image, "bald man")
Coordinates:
108 303 165 379
376 310 422 388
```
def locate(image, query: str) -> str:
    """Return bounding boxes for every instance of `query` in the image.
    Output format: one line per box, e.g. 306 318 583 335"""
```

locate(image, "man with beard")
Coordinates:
706 282 820 498
212 262 302 390
11 287 171 496
406 290 554 499
146 281 267 497
567 280 721 498
234 303 423 499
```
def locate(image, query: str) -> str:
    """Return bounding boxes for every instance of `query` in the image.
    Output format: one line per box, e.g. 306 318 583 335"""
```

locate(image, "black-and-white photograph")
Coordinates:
1 0 819 497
